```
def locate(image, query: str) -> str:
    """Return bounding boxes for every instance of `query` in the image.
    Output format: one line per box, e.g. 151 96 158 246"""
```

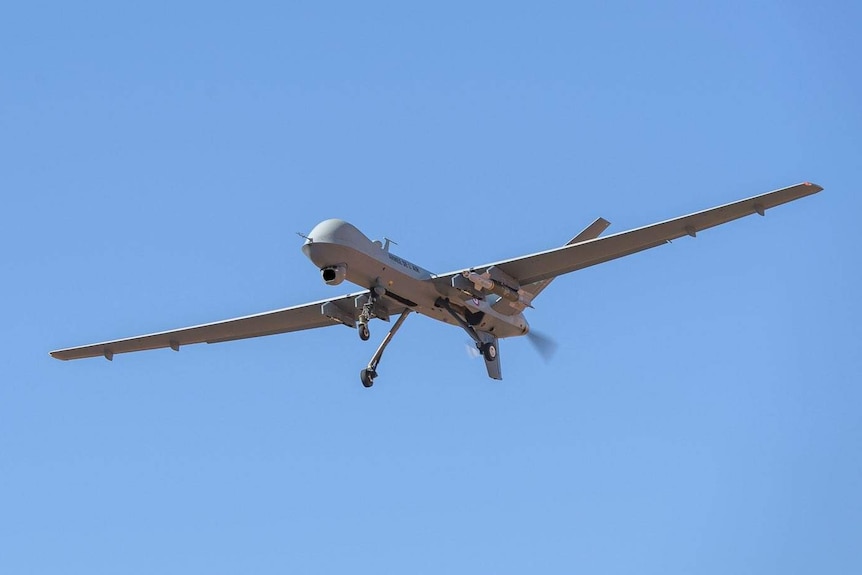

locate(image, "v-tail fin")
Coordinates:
492 218 610 314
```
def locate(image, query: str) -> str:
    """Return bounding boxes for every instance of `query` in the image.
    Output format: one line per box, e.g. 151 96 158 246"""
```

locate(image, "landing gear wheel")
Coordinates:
360 368 376 388
358 323 370 341
480 342 498 361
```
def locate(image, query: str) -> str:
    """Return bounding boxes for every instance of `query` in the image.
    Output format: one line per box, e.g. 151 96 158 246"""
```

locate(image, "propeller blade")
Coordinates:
527 330 558 362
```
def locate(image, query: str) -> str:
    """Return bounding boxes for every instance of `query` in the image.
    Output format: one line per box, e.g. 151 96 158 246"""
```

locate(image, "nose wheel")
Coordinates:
358 322 370 341
356 288 384 342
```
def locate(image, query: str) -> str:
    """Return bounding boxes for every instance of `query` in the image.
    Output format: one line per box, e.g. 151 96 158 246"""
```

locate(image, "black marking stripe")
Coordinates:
385 290 417 308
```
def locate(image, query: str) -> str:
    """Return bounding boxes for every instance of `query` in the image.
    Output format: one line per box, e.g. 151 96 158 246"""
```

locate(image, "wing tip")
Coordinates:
49 350 69 360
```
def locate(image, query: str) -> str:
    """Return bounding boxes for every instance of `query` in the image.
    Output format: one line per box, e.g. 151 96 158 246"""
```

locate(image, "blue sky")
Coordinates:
2 1 860 573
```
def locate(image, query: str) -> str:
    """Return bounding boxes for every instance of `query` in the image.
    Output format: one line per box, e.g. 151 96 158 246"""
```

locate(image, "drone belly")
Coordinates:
464 298 529 339
372 255 440 307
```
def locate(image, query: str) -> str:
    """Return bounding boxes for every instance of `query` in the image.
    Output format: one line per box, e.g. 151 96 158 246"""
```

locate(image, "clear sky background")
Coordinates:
2 1 860 573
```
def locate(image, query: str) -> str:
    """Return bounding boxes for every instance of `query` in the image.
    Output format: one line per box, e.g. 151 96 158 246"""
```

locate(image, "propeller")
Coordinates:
526 329 558 362
465 330 558 363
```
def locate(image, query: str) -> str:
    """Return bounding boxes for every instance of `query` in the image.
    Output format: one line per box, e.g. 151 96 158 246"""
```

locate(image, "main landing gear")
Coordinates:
479 341 497 361
436 297 497 361
434 297 502 379
359 309 412 388
360 367 376 388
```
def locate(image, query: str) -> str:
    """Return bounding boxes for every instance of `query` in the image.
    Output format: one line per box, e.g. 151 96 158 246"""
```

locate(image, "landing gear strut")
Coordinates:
356 285 385 342
359 309 411 388
436 297 494 356
435 297 501 379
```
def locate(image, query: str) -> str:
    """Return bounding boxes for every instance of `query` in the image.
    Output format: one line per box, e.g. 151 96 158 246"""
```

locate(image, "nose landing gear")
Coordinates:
358 322 370 341
356 285 386 342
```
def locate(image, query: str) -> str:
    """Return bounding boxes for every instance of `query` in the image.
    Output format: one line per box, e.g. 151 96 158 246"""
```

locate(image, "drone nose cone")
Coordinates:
306 219 371 246
302 219 373 267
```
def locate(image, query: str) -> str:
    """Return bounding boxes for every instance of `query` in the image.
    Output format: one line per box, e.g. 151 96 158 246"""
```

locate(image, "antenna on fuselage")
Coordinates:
382 237 397 252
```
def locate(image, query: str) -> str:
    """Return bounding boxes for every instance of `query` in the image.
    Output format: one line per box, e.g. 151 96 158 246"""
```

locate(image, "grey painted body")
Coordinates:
49 182 824 386
302 218 529 340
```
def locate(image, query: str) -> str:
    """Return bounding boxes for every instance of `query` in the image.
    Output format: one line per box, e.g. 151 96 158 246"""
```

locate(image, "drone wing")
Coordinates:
50 291 369 361
436 182 822 292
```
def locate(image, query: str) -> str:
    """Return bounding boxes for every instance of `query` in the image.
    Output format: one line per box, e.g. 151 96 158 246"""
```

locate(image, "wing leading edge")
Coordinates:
50 291 371 361
438 182 823 289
